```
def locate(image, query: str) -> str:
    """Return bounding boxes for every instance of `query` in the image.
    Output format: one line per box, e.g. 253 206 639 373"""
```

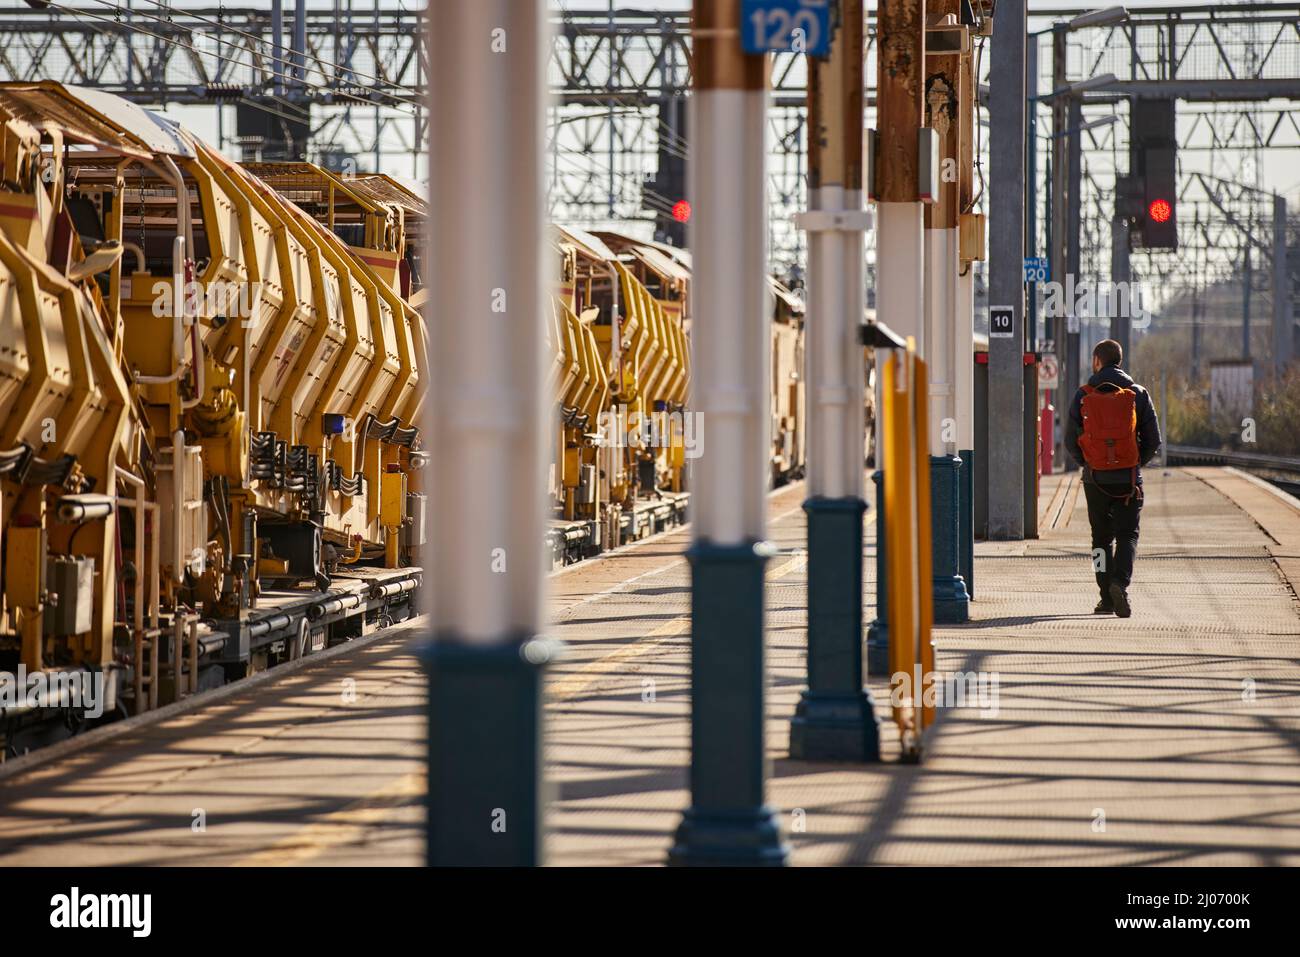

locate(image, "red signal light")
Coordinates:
672 199 691 223
1148 198 1172 223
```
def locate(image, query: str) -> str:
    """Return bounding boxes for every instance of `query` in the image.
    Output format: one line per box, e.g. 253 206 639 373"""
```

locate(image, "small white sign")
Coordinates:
1039 354 1060 389
989 305 1015 339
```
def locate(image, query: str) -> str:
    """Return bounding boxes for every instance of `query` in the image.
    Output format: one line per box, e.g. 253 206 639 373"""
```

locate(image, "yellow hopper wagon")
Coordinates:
0 83 425 752
547 228 693 564
595 231 693 498
769 275 808 485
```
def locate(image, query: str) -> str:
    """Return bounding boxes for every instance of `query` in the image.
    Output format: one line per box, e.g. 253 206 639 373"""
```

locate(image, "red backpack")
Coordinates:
1079 383 1140 472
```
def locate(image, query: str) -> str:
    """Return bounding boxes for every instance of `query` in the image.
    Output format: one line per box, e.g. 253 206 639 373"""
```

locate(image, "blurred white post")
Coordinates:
423 0 554 867
690 53 772 547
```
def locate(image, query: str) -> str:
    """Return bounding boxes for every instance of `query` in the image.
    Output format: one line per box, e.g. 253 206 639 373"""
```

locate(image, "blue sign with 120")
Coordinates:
741 0 832 56
1023 256 1050 283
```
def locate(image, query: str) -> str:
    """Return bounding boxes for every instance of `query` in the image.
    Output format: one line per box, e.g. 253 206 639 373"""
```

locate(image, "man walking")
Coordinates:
1064 339 1162 618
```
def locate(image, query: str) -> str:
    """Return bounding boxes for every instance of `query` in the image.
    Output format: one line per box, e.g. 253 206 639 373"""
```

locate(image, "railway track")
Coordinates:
1165 445 1300 498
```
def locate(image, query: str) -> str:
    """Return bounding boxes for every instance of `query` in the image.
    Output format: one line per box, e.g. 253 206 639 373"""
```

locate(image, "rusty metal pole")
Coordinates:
925 3 962 456
876 0 927 343
923 1 970 624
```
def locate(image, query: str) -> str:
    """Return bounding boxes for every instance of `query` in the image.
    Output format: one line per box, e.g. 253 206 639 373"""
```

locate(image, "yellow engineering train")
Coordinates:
0 81 860 753
0 82 427 745
544 227 819 564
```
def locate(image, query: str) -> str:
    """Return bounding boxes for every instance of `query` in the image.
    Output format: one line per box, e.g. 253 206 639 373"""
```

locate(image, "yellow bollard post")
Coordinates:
913 354 937 732
883 339 937 759
884 347 915 754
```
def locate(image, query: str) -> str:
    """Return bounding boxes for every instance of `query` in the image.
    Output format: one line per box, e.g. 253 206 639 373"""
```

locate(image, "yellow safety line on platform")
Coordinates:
236 772 424 868
549 494 810 614
237 509 877 867
549 514 877 705
548 615 692 704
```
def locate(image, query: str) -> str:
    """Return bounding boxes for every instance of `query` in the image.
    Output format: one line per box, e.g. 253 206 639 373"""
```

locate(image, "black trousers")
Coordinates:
1084 480 1143 598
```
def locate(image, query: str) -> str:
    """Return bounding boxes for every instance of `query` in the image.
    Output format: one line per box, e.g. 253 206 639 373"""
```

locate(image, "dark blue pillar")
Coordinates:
668 541 789 866
866 470 889 677
421 636 552 866
788 498 881 762
930 454 970 624
959 448 975 599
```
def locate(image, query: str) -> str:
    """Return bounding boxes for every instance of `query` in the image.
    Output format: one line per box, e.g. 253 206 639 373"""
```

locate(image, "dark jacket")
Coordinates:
1064 363 1162 487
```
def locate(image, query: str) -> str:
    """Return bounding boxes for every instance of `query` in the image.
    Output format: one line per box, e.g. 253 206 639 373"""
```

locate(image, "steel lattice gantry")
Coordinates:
0 3 1297 274
0 5 423 104
1031 4 1300 371
5 4 1296 102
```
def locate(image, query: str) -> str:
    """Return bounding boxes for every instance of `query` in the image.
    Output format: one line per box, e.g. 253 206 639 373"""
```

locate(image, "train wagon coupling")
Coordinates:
207 565 423 675
546 491 690 568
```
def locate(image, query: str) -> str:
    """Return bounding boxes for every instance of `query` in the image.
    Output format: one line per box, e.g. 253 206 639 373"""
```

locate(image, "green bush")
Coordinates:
1159 368 1300 455
1252 368 1300 456
1164 383 1218 448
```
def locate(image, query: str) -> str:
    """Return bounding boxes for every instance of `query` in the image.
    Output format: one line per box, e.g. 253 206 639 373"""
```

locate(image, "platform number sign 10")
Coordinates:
989 305 1016 339
741 0 831 57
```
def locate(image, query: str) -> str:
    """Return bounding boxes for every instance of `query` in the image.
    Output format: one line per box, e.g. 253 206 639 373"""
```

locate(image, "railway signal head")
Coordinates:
1139 149 1177 248
1127 98 1178 250
642 94 688 247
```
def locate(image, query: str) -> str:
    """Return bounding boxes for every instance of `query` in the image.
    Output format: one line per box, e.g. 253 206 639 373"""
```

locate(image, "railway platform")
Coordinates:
1 467 1298 866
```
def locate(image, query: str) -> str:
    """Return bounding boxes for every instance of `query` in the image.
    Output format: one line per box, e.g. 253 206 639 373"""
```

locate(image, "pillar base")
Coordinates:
932 579 971 624
790 690 881 762
668 539 789 867
930 455 970 624
788 497 880 762
668 805 790 867
420 634 555 866
670 806 790 868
